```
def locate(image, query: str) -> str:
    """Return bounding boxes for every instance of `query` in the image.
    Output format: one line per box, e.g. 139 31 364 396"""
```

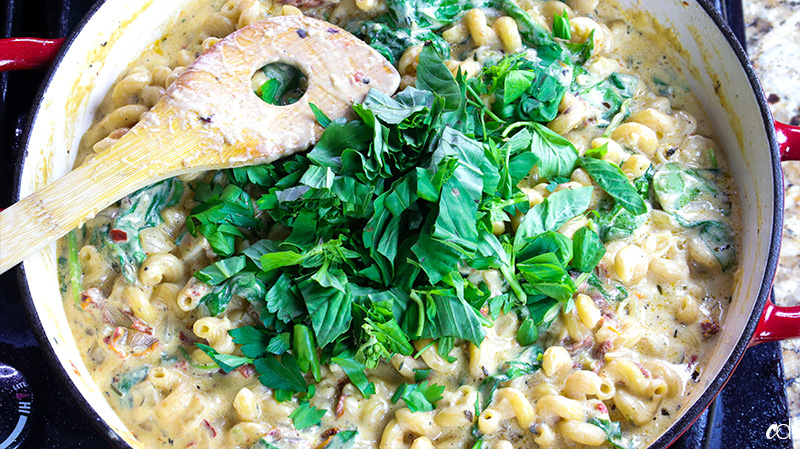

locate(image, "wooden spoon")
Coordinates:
0 15 399 274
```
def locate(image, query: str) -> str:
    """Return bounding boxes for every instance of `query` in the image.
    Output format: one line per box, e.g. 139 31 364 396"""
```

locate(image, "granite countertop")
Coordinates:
744 0 800 445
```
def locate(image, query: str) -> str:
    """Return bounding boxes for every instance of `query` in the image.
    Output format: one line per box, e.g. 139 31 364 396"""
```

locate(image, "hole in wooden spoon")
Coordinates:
252 62 308 106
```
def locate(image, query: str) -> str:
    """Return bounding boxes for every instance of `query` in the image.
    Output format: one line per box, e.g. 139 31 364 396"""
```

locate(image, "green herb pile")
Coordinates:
190 14 649 430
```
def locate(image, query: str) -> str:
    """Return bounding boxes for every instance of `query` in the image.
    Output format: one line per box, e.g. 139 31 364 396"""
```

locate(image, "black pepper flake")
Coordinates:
665 147 677 157
199 115 213 124
662 408 670 416
767 93 780 104
297 28 307 38
363 77 371 84
327 28 339 33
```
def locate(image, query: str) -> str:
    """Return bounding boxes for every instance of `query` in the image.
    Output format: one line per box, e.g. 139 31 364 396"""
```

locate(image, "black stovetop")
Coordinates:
0 0 791 448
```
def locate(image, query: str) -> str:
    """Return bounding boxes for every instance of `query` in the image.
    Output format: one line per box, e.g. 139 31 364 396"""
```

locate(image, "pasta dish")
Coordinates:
57 0 740 447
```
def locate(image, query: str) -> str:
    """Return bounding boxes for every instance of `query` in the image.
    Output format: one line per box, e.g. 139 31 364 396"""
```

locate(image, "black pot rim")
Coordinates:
12 0 784 448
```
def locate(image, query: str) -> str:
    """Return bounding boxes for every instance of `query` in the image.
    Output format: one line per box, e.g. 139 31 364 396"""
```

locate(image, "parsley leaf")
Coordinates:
196 344 253 373
265 273 305 323
266 333 292 355
301 267 353 348
229 326 273 358
289 400 326 430
187 184 263 257
195 256 246 285
254 354 307 393
391 381 446 412
332 353 377 398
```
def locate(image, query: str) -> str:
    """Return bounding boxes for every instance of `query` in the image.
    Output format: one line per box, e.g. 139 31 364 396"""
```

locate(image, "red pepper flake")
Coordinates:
80 288 102 310
70 361 80 376
564 335 593 354
595 402 608 414
353 70 370 84
80 291 92 303
316 428 340 449
109 229 128 242
700 318 720 338
106 327 128 358
178 331 194 343
131 319 152 335
591 340 613 359
202 419 218 437
335 392 348 418
236 364 256 378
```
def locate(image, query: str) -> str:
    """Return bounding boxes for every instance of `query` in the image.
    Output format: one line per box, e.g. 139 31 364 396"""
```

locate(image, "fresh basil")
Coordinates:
578 157 647 215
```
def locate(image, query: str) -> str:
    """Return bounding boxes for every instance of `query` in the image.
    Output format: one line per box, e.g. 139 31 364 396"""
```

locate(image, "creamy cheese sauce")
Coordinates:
59 0 740 448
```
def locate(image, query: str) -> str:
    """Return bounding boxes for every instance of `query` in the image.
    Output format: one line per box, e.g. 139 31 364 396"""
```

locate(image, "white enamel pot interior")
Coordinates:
13 0 781 447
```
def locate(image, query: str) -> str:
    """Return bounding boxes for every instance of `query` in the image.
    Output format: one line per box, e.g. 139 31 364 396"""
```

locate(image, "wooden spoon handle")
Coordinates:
0 128 207 274
0 15 399 274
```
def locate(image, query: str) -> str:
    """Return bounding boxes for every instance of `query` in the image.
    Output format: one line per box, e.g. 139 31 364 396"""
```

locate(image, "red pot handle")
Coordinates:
749 120 800 346
0 38 65 72
750 300 800 346
778 121 800 161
